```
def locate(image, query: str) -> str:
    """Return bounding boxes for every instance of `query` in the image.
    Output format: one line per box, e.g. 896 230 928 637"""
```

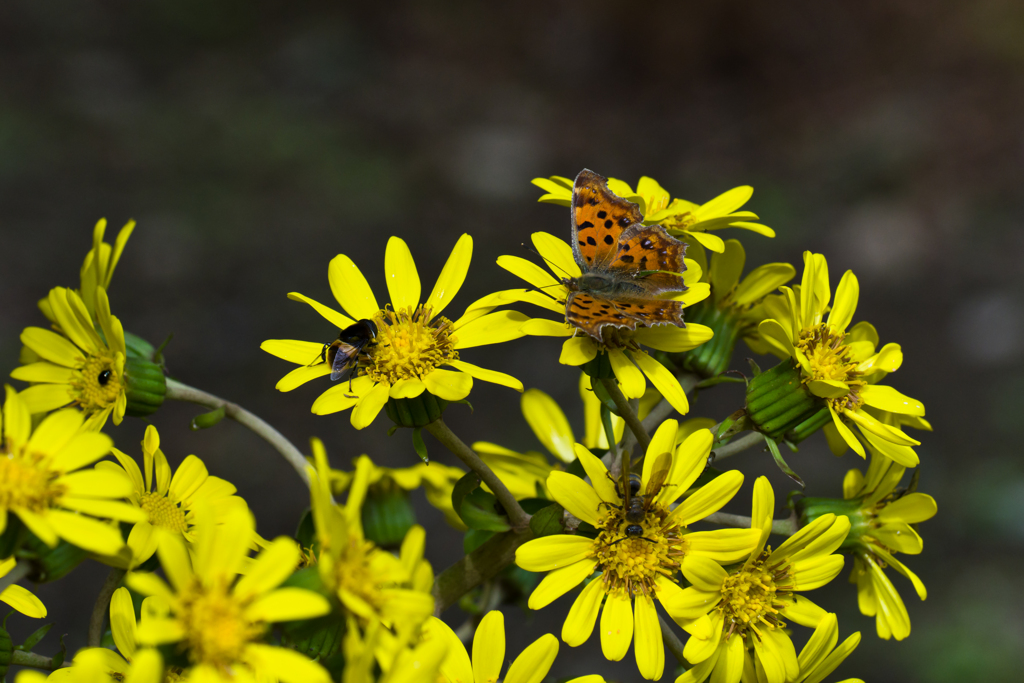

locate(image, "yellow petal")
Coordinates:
425 234 472 319
244 587 331 622
697 186 753 217
560 575 604 646
311 376 375 415
808 380 850 399
599 592 633 661
385 237 421 310
633 597 664 681
350 381 391 429
830 407 865 458
448 360 523 392
710 240 745 298
389 378 426 399
516 536 593 572
877 493 937 525
559 337 599 366
633 324 713 353
732 263 796 306
59 469 133 498
276 364 331 392
473 610 505 683
235 537 301 599
844 408 919 446
328 254 379 320
783 594 828 628
424 617 473 683
546 472 603 526
858 385 925 416
680 555 728 591
668 470 745 527
522 389 575 462
110 587 138 659
532 232 581 279
46 510 125 555
504 633 559 683
758 319 797 358
857 343 902 374
686 528 761 564
632 351 688 414
687 230 725 252
18 384 74 414
496 254 561 291
750 476 775 559
245 643 332 683
26 407 85 458
452 311 529 349
828 270 859 333
608 349 645 399
287 292 356 330
528 558 597 610
19 327 84 368
10 362 75 384
0 584 46 618
422 368 473 401
521 318 574 337
260 339 326 365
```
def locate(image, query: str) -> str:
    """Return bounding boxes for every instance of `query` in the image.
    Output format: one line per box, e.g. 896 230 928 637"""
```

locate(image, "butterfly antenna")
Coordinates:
521 243 573 279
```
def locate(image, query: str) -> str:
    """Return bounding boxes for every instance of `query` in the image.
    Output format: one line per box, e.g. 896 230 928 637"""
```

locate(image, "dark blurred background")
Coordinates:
2 1 1022 681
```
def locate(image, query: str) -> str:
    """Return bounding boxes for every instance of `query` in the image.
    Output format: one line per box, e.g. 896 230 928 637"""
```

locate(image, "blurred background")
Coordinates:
1 1 1021 681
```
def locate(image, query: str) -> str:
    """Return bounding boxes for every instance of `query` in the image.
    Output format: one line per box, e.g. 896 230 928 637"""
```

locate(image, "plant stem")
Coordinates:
432 528 534 615
164 378 310 486
703 511 799 536
599 378 651 451
661 616 687 665
425 419 531 531
11 651 66 670
0 559 31 595
711 432 765 461
87 568 126 647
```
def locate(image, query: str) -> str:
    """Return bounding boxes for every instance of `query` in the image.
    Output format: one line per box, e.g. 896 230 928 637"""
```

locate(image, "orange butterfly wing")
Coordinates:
565 291 685 338
571 169 644 271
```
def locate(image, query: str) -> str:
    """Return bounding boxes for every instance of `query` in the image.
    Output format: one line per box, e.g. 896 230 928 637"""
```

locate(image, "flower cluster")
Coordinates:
1 168 935 683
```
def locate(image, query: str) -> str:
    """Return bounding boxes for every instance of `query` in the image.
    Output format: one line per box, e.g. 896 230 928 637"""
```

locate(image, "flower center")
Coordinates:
177 578 263 671
591 505 685 598
364 305 458 385
71 352 123 413
660 211 697 232
0 449 65 513
796 323 864 411
718 550 792 639
139 492 188 533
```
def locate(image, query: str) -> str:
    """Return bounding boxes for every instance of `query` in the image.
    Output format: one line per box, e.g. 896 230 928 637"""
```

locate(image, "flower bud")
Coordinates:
361 478 417 549
745 359 830 442
670 300 743 378
123 332 166 417
582 351 615 380
794 496 865 550
384 393 447 428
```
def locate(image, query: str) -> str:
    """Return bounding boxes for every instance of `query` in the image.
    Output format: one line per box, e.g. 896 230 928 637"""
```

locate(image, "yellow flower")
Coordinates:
841 450 935 641
498 232 714 416
0 555 46 618
308 439 435 637
342 616 448 683
49 587 180 682
667 477 850 683
791 613 863 683
261 235 526 429
126 504 332 683
0 387 144 555
426 610 606 683
12 286 129 430
515 423 757 680
98 425 253 568
531 174 774 252
756 252 926 465
676 239 796 376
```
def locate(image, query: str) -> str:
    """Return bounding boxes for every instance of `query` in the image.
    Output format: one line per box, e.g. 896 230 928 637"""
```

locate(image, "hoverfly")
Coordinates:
317 319 378 382
604 451 672 545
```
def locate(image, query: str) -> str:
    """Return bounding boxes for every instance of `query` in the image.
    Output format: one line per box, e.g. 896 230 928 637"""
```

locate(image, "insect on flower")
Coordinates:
316 318 378 382
604 451 673 545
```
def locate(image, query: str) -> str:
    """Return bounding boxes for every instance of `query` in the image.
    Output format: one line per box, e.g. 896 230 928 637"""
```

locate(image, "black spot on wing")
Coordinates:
619 255 634 263
586 236 597 246
619 217 631 227
579 221 594 230
597 210 607 219
603 235 614 245
604 219 613 228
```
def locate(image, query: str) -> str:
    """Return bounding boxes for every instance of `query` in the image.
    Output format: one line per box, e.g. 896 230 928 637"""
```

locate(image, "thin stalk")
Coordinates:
425 419 531 531
711 432 765 461
432 528 534 615
599 378 651 451
165 378 310 486
11 651 66 670
703 511 799 536
0 559 31 595
661 616 687 665
87 567 126 647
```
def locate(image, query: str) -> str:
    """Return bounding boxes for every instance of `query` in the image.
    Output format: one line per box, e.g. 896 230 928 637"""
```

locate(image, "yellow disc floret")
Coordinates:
718 549 792 639
177 578 263 671
796 323 864 411
139 492 188 533
591 505 684 598
366 305 458 384
71 351 123 413
0 449 65 513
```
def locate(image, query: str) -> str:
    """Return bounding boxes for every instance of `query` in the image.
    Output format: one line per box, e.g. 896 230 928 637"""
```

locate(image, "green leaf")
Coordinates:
747 358 762 377
294 508 317 553
17 623 51 652
412 428 429 464
528 503 565 537
451 473 511 532
52 634 66 668
765 437 805 489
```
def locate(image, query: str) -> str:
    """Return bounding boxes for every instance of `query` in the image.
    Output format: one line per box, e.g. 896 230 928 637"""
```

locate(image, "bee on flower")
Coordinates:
515 422 758 680
666 477 850 683
532 174 774 252
750 251 926 463
261 234 527 429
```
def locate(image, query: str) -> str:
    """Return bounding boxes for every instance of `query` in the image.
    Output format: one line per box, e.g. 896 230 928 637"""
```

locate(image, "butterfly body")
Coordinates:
563 169 689 342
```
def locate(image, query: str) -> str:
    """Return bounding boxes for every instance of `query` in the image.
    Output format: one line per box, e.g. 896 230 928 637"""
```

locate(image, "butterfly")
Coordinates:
562 169 689 341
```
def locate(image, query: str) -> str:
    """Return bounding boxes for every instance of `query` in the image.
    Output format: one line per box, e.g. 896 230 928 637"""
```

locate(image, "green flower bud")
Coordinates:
361 478 417 549
670 300 743 378
582 351 615 380
384 393 447 428
745 359 830 442
795 496 865 551
123 331 167 417
0 624 11 679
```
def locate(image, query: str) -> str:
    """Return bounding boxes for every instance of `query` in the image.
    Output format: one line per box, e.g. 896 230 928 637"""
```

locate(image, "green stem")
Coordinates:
599 378 651 452
711 432 765 461
661 616 687 665
0 559 31 595
431 528 534 615
11 650 66 670
425 419 531 531
164 378 310 486
703 511 799 536
87 567 126 647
